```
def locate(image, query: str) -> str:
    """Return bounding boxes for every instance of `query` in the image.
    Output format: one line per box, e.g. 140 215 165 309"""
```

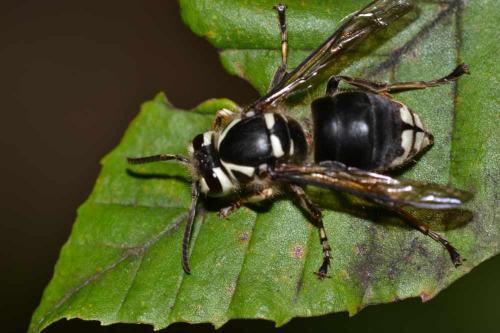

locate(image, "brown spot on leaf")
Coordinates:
356 244 368 256
420 291 435 302
290 245 304 259
238 232 249 242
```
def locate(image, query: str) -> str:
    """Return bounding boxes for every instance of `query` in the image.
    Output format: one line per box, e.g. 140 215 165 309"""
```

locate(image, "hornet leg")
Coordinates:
289 184 332 279
218 187 276 219
326 63 469 96
391 206 463 267
269 3 289 90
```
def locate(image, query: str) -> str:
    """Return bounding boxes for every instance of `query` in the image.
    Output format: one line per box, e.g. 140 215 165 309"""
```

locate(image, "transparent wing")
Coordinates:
248 0 413 112
271 162 472 209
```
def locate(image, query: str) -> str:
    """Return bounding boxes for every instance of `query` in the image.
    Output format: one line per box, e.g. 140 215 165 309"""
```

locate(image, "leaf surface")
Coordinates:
30 0 499 331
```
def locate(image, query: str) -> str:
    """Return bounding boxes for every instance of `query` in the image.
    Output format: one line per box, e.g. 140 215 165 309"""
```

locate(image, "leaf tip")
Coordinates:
152 92 171 106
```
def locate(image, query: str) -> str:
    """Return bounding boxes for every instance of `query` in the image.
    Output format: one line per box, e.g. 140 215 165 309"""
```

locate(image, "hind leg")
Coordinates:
289 184 332 279
326 63 469 96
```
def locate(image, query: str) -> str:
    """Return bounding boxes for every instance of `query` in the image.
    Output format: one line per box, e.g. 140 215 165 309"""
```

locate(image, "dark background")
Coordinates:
1 1 498 333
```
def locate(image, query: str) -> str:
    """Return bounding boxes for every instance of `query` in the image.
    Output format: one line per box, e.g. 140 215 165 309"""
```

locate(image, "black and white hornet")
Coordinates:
128 0 471 278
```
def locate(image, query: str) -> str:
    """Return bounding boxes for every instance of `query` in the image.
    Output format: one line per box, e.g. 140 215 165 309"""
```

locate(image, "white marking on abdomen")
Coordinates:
413 131 425 153
264 113 275 130
412 112 425 130
390 129 413 167
399 105 414 125
270 134 285 158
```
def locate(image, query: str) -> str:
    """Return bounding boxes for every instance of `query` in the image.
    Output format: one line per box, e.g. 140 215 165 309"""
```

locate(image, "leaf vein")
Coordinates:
115 252 145 317
293 223 314 303
367 1 459 78
34 212 187 332
225 211 259 316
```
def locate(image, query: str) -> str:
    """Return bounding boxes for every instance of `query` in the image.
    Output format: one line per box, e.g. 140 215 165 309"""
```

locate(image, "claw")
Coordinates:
218 202 240 219
314 261 331 280
445 243 464 267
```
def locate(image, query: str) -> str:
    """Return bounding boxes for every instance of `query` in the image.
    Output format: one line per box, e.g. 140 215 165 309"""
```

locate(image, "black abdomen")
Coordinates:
312 92 406 170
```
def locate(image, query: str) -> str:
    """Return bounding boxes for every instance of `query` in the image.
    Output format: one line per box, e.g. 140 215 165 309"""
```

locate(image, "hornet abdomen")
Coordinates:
312 91 433 170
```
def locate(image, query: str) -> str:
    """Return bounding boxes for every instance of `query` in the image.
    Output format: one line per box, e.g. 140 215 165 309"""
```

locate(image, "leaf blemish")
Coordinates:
420 291 434 302
238 232 250 242
290 245 304 259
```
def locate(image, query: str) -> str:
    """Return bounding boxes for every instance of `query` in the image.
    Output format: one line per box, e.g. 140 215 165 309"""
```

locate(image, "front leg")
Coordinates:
218 187 276 218
289 184 332 279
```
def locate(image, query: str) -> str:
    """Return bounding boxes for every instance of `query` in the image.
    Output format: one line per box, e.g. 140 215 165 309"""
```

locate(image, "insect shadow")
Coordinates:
126 168 189 183
309 189 473 232
127 167 472 245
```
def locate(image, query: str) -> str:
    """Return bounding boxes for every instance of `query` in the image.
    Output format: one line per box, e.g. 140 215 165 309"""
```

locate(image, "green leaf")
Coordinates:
30 0 498 331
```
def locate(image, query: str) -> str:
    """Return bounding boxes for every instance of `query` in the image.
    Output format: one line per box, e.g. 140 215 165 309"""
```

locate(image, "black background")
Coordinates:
1 1 498 333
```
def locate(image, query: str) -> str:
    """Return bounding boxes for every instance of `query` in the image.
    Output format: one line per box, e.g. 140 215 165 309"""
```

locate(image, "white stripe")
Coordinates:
413 113 424 130
270 134 285 158
221 160 255 179
399 105 413 125
289 139 294 156
390 129 413 167
264 113 275 130
202 131 213 146
414 131 425 153
199 177 210 194
212 167 234 193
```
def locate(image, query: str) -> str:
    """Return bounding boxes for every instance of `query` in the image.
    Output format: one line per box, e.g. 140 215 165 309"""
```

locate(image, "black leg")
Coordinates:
391 206 463 267
326 63 470 95
289 184 332 279
269 3 288 90
127 154 189 165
